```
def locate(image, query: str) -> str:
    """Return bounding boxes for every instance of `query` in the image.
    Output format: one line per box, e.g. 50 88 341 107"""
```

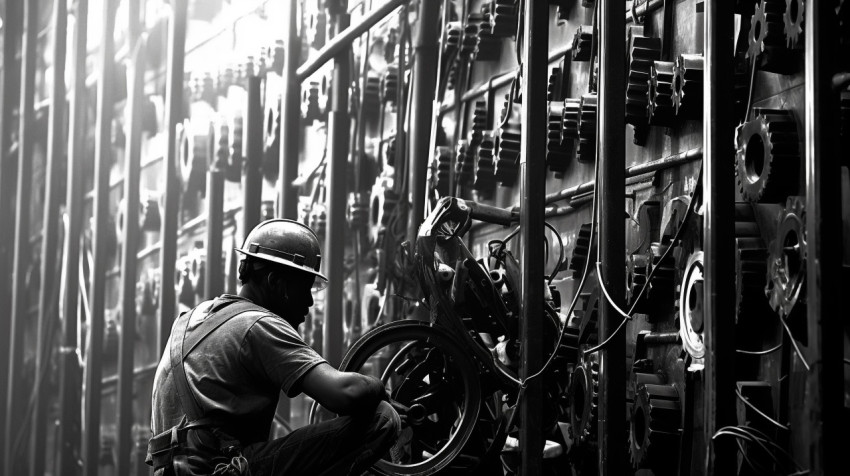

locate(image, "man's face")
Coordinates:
269 270 315 328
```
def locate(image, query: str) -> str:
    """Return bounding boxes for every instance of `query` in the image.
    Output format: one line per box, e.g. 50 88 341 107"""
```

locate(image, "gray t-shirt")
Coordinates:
151 295 326 446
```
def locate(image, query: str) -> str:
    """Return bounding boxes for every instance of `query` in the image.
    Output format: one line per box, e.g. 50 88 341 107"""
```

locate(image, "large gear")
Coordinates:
572 25 593 62
569 356 599 445
577 93 597 164
747 0 798 74
766 196 807 342
671 53 704 120
647 60 676 127
783 0 805 49
495 98 521 185
474 130 498 194
627 27 661 145
735 108 800 203
629 382 681 474
547 101 571 174
489 0 519 38
678 251 706 364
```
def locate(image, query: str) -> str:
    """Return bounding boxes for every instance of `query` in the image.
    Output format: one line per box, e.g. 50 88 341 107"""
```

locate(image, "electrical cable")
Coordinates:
544 221 564 284
779 314 811 372
736 343 783 355
734 388 789 431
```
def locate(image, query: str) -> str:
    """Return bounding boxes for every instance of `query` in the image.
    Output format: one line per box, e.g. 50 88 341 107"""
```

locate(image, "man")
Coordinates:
148 219 400 475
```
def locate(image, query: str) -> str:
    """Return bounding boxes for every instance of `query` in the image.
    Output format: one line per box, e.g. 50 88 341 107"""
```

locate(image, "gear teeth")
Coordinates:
627 28 661 144
380 65 399 104
306 8 327 49
495 99 521 186
547 101 572 173
569 357 600 445
461 14 481 56
735 108 800 203
627 253 651 314
630 382 681 473
489 0 519 38
733 203 772 324
783 0 805 48
574 288 600 346
445 21 463 50
647 61 676 127
629 242 677 320
473 12 500 61
362 75 381 115
474 130 498 194
470 100 490 147
569 223 597 279
561 98 581 141
766 196 807 340
301 81 323 122
455 140 474 187
431 146 452 196
672 54 704 119
572 25 593 62
577 93 598 163
748 0 799 73
547 67 565 102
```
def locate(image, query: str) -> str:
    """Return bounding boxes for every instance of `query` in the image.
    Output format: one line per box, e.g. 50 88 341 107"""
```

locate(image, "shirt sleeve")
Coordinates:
243 316 328 397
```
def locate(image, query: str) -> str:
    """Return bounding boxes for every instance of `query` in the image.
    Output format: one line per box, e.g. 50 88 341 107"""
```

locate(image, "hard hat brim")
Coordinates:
235 248 329 291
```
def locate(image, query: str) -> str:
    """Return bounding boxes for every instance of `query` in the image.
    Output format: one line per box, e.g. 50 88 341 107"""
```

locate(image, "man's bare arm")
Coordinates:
299 362 386 415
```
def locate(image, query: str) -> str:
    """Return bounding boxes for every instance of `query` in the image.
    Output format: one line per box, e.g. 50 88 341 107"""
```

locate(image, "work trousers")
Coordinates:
242 401 401 475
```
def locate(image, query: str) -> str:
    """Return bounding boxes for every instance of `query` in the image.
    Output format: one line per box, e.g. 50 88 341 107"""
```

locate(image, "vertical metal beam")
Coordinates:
243 74 264 237
323 12 351 369
406 0 440 244
84 1 119 474
205 167 225 298
0 0 23 468
703 0 737 473
278 0 301 220
117 36 146 476
519 1 548 474
57 1 89 473
30 0 68 474
4 0 39 472
804 2 840 474
597 1 627 474
159 0 188 353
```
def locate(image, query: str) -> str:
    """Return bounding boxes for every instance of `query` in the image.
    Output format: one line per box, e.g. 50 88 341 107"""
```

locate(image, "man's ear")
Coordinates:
266 270 287 294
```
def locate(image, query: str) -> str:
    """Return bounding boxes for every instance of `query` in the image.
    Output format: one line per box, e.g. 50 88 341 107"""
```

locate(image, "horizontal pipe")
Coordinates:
642 332 682 346
626 0 665 23
297 0 408 82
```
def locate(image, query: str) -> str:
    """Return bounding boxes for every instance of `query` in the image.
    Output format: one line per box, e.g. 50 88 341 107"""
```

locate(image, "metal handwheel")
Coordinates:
315 320 483 476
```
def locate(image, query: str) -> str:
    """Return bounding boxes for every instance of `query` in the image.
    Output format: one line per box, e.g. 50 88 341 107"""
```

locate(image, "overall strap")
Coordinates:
169 298 264 421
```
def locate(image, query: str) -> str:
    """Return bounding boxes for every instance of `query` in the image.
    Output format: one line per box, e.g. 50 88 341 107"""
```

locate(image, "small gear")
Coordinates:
380 65 399 104
547 66 565 102
678 251 706 363
647 60 676 127
672 54 704 120
473 13 500 62
547 101 571 174
572 25 593 62
568 223 597 279
454 140 474 188
766 196 807 342
495 99 521 186
431 146 452 196
569 356 599 445
469 100 490 147
461 14 482 57
627 27 661 144
178 118 210 196
211 118 236 182
735 108 800 203
489 0 519 38
629 382 681 473
783 0 804 49
561 97 581 142
362 75 382 116
577 93 598 163
474 130 498 194
445 21 463 51
747 0 799 74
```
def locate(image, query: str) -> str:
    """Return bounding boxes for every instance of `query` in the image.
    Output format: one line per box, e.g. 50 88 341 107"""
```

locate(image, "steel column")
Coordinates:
703 0 737 473
117 35 145 476
30 0 68 474
278 0 301 220
518 1 548 474
406 0 440 244
84 1 119 474
0 0 22 468
159 0 189 353
205 167 225 298
4 0 39 472
597 0 627 474
243 75 264 238
804 1 841 474
57 1 90 473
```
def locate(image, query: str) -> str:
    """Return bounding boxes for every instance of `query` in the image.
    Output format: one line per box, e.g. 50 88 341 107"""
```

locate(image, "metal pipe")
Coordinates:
0 0 22 466
626 0 665 23
597 0 627 473
642 332 682 346
703 0 737 473
159 0 188 354
3 1 39 472
84 1 119 474
406 0 440 244
323 12 351 369
116 34 145 476
56 1 89 473
205 167 225 298
278 0 301 220
243 75 264 238
297 0 408 82
30 0 67 474
519 1 548 473
805 1 841 474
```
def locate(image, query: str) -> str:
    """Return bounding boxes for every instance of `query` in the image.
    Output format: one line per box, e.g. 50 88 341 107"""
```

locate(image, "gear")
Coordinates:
678 251 706 363
647 60 676 127
575 287 600 346
783 0 805 49
577 93 598 164
212 118 240 182
489 0 519 38
568 223 597 279
572 25 593 62
474 130 498 194
473 12 500 61
627 27 661 145
733 202 771 325
446 21 462 51
547 66 565 102
347 192 370 230
432 146 452 196
747 0 798 74
629 382 681 473
362 75 381 116
306 7 327 49
380 65 399 104
735 108 800 203
308 206 327 240
469 100 490 147
454 140 474 188
672 54 704 120
629 242 677 320
547 101 571 174
766 196 807 342
561 97 581 142
569 357 599 445
461 13 482 57
495 98 521 186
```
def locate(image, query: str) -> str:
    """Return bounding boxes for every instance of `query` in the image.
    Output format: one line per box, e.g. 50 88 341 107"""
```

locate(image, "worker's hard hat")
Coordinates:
235 219 328 290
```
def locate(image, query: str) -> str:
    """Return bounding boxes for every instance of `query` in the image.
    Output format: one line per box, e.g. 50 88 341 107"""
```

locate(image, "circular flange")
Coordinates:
679 251 705 361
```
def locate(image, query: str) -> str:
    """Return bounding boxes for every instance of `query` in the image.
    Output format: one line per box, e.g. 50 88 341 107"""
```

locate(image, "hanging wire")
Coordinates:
736 343 783 355
734 388 789 431
779 314 811 372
